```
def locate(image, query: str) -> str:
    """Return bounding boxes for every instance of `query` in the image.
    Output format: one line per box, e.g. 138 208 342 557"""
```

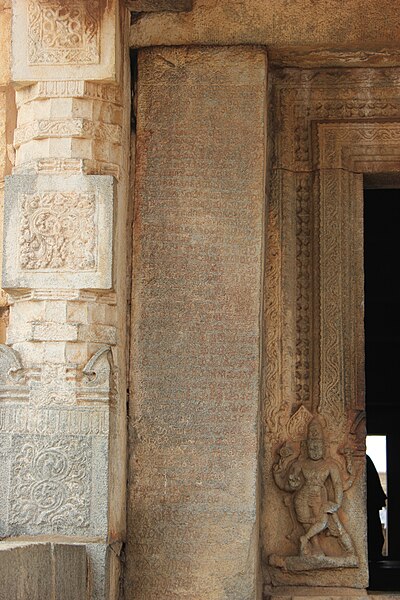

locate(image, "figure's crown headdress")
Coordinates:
307 416 324 441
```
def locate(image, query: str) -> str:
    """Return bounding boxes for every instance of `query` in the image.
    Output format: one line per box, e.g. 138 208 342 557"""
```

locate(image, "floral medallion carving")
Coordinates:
9 435 91 533
28 0 100 65
19 191 97 271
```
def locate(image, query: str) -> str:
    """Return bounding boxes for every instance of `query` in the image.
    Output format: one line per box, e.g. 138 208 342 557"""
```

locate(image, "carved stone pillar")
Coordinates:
1 2 130 598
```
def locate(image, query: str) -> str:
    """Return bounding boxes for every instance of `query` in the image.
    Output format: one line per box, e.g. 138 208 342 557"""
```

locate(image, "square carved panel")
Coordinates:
2 174 114 290
12 0 118 82
27 1 100 66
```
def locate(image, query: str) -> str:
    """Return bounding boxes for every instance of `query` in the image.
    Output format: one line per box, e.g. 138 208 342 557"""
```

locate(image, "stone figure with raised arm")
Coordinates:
270 416 358 571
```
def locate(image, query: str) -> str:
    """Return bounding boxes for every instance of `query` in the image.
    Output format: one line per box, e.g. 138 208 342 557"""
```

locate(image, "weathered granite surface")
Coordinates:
0 542 86 600
3 174 114 290
127 45 267 599
130 0 400 67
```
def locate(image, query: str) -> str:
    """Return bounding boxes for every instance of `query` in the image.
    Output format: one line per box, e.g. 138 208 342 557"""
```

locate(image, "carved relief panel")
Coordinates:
263 67 400 593
2 174 114 290
12 0 118 82
0 343 112 537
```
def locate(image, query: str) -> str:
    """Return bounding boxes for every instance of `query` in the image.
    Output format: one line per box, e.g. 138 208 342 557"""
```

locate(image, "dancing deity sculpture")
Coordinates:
270 416 357 570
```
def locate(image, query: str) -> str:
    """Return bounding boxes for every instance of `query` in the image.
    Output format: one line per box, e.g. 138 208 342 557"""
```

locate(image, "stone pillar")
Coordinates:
0 2 130 598
127 46 267 600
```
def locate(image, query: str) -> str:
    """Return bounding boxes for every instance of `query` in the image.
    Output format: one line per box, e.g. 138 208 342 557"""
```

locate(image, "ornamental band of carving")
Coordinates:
27 0 100 65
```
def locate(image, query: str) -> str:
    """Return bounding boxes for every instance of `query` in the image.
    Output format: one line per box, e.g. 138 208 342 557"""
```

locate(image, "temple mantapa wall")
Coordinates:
0 1 400 599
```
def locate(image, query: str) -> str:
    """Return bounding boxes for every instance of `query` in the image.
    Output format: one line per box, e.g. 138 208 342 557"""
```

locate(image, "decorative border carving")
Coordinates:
14 119 122 148
264 67 400 589
266 68 400 434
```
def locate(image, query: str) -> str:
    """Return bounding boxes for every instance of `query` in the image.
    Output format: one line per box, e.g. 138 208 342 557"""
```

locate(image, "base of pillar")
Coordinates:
264 586 369 599
265 596 400 600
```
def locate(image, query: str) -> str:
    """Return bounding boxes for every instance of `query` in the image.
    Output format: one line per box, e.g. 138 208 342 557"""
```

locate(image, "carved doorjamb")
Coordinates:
263 68 400 595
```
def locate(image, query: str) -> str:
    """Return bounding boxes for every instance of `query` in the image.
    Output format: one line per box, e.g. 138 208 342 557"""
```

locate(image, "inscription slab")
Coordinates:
127 46 267 599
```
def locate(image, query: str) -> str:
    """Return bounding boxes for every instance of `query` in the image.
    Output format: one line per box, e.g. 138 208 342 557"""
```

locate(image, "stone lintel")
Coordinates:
129 0 400 69
127 0 192 13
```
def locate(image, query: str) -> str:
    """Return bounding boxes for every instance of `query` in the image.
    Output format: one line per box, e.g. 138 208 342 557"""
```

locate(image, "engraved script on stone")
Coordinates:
19 191 96 271
28 0 100 65
270 416 358 571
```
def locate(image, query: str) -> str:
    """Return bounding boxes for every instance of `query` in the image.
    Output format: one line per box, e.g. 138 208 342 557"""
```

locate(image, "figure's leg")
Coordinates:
299 515 328 556
331 513 355 554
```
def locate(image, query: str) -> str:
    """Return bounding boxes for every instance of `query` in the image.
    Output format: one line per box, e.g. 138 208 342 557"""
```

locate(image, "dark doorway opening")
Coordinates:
365 187 400 590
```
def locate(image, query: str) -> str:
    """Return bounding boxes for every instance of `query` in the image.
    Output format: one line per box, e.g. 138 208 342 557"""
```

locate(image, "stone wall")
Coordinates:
1 1 400 599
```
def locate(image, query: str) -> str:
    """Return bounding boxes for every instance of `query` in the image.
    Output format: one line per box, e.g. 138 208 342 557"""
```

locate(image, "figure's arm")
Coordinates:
273 460 301 492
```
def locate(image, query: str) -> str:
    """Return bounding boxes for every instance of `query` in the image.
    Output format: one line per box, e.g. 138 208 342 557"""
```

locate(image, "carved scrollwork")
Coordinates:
78 346 112 403
9 436 91 533
19 191 97 272
27 0 100 66
0 344 29 401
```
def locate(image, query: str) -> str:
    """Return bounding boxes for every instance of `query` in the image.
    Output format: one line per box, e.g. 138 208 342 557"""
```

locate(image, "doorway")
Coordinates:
365 187 400 589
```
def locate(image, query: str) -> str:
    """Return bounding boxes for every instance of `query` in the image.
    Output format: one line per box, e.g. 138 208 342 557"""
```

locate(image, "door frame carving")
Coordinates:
263 68 400 593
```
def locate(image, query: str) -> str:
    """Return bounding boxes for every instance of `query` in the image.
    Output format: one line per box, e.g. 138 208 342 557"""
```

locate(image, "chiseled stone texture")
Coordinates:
12 0 119 83
2 174 114 290
0 541 86 600
130 0 400 62
0 411 109 538
127 46 267 599
0 1 11 88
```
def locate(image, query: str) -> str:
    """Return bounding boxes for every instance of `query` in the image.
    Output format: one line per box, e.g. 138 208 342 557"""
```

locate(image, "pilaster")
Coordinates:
1 2 131 598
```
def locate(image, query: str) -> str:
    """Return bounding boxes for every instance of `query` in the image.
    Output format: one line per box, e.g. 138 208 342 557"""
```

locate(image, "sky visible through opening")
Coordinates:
367 435 386 473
